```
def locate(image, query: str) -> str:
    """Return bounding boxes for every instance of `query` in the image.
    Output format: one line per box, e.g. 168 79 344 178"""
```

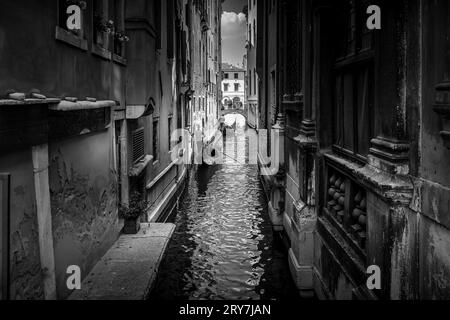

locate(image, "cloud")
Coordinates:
221 11 247 40
221 11 247 66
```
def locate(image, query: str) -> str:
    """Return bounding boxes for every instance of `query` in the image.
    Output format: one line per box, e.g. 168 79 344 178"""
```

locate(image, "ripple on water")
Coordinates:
149 130 299 301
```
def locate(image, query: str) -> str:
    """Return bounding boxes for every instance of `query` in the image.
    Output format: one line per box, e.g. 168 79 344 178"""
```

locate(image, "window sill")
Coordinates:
129 155 154 177
92 44 112 61
113 54 127 66
323 152 413 205
55 26 87 51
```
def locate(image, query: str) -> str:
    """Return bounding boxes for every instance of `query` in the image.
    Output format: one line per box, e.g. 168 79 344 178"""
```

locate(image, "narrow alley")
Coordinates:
150 127 299 300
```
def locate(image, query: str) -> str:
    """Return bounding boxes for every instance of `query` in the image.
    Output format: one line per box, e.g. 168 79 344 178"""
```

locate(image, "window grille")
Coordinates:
132 127 145 163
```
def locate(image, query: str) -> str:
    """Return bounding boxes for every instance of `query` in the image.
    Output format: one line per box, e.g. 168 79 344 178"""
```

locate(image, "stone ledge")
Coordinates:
324 152 413 206
129 155 153 177
68 223 175 300
288 248 314 298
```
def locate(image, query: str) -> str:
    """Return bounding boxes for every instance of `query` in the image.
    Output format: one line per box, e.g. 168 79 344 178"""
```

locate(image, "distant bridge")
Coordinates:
221 107 248 120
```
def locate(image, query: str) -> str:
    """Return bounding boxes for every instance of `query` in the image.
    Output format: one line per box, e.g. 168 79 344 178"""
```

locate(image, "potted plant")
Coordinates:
114 30 129 57
119 191 148 234
94 14 114 49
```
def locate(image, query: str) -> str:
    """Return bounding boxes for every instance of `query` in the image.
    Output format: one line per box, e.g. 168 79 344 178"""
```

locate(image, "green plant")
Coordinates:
115 30 130 43
94 13 114 33
119 192 148 220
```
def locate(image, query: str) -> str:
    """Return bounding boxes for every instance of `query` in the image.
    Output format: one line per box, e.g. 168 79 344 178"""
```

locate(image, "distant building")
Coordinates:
245 0 258 129
221 64 246 110
189 0 222 148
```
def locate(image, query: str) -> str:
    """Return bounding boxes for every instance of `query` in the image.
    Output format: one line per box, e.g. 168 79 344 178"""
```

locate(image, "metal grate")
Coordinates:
132 128 145 163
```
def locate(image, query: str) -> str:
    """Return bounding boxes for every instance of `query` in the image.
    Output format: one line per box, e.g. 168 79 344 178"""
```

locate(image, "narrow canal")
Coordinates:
149 125 299 300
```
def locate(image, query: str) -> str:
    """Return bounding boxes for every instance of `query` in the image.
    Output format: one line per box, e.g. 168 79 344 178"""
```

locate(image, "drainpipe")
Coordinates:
31 144 57 300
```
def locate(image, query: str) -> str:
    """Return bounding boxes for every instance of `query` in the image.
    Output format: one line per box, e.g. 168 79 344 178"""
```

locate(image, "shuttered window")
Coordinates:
132 127 145 163
153 120 159 161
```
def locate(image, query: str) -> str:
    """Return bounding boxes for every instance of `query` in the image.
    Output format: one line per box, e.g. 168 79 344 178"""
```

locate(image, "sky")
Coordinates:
221 0 247 67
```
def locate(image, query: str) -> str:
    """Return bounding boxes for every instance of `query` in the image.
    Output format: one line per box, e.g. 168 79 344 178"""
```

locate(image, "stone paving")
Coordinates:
69 223 175 300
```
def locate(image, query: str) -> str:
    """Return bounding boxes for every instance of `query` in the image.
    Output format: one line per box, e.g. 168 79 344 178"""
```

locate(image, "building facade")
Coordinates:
221 64 246 110
189 0 223 149
245 0 258 129
256 0 450 300
0 0 221 300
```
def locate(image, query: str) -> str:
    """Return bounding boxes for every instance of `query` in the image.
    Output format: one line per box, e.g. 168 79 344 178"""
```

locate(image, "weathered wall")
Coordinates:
416 0 450 299
0 0 125 102
0 150 44 300
49 131 119 299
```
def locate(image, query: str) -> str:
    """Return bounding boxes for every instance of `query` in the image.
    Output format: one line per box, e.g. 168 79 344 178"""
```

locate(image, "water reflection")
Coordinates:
149 128 299 300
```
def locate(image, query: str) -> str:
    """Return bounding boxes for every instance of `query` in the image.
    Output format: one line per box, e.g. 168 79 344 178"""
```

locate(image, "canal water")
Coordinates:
149 125 299 300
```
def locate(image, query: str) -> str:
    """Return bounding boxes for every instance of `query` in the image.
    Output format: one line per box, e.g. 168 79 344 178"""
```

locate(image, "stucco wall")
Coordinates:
0 0 125 102
0 150 45 300
49 131 119 299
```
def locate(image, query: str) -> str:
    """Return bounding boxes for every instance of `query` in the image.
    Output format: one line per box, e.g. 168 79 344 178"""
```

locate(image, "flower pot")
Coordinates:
123 217 140 234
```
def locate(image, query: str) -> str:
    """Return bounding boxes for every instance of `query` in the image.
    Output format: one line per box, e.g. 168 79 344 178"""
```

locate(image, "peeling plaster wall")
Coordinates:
0 150 44 300
419 215 450 299
49 131 119 299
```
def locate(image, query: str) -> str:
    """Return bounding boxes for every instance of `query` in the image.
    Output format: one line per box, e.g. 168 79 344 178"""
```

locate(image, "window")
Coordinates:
168 116 173 151
333 0 374 160
249 70 252 95
224 73 229 79
253 19 256 45
156 0 162 49
153 119 159 162
234 73 239 79
111 0 126 57
56 0 88 50
132 127 145 162
254 68 257 95
166 0 175 60
58 0 86 36
270 70 276 109
224 83 229 92
235 83 240 92
93 0 111 50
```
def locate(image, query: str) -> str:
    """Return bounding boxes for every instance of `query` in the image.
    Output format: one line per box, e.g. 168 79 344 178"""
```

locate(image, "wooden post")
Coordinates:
31 144 57 300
